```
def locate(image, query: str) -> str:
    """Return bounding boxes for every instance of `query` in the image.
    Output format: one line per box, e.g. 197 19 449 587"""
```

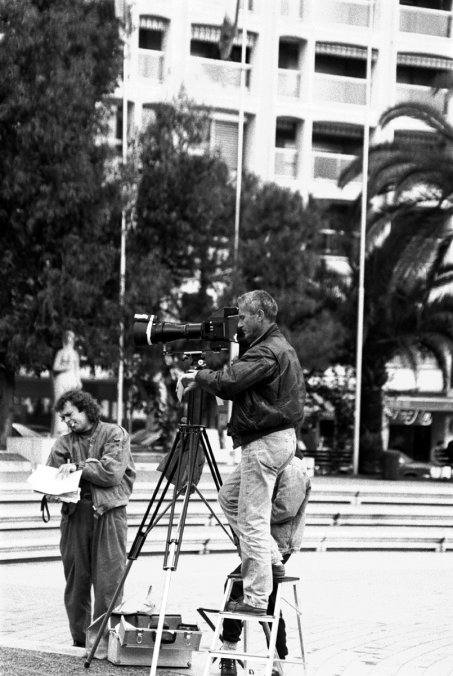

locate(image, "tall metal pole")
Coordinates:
117 10 128 426
352 0 375 474
233 0 247 271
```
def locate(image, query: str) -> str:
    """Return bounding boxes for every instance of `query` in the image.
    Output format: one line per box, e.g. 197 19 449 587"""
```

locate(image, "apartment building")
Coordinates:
111 0 453 204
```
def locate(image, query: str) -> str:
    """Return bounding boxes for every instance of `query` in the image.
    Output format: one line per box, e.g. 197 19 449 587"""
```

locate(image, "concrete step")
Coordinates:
2 523 452 562
2 465 453 561
3 496 453 528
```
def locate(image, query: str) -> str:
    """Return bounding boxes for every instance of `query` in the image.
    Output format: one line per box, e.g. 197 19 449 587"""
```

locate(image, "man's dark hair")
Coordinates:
55 389 100 424
237 290 278 321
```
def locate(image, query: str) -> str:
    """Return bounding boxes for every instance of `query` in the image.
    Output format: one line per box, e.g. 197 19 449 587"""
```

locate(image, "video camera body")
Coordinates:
133 306 239 354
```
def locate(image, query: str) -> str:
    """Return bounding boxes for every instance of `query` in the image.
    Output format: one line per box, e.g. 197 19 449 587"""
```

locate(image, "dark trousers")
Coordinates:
59 500 127 644
222 553 291 659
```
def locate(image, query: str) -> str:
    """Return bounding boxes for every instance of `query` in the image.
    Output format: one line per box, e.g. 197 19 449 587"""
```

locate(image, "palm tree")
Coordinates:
339 102 453 472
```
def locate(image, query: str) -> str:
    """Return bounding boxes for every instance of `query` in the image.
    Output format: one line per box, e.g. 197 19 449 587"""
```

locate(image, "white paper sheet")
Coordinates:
27 464 83 502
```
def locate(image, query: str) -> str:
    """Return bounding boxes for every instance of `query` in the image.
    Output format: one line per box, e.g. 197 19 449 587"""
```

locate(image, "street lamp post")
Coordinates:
116 0 128 426
352 0 375 474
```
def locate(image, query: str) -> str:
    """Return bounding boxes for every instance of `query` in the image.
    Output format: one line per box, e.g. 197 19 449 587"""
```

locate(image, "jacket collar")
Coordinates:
249 322 279 348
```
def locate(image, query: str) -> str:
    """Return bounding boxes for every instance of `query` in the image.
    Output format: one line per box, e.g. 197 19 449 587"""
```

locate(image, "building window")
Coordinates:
312 123 363 182
275 118 299 178
400 0 451 10
139 27 163 51
190 24 256 63
315 53 367 79
211 119 240 171
138 16 167 80
399 0 452 36
395 54 451 112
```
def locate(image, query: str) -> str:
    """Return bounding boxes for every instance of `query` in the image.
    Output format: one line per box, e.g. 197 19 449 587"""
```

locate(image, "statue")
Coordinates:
51 330 82 435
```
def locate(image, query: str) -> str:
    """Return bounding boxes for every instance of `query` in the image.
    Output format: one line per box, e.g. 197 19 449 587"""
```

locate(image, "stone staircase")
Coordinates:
1 455 453 562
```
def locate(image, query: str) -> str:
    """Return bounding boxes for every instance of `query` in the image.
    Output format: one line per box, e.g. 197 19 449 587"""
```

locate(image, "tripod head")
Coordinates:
177 351 209 428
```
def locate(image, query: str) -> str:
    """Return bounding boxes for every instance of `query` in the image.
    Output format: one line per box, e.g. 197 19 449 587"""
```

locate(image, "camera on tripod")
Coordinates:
133 306 239 353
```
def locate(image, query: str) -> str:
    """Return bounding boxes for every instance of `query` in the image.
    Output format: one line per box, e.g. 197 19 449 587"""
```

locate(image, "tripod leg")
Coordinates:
149 541 177 676
201 428 223 490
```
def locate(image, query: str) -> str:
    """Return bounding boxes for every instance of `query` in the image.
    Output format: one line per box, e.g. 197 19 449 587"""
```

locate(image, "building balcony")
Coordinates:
274 147 298 178
399 5 452 38
313 150 357 182
395 83 448 114
138 49 164 80
313 72 367 106
278 69 301 98
310 0 372 28
188 56 251 90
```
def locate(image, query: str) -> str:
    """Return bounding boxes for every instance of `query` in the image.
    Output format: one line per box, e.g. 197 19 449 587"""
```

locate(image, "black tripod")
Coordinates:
85 386 235 673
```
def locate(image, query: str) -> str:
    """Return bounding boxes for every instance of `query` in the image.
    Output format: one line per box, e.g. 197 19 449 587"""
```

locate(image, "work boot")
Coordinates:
271 658 285 675
219 657 237 675
226 598 267 615
272 563 286 579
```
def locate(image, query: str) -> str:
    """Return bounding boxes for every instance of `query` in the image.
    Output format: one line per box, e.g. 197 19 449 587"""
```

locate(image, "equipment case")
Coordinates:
107 612 202 668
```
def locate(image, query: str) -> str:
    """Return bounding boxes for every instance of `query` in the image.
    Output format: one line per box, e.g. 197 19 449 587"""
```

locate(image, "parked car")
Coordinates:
383 449 444 480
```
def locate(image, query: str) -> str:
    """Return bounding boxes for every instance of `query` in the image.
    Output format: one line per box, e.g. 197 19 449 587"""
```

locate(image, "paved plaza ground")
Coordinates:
1 550 453 675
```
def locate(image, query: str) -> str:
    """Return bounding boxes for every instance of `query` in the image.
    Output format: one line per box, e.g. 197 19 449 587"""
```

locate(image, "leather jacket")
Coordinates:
195 323 305 447
47 421 136 515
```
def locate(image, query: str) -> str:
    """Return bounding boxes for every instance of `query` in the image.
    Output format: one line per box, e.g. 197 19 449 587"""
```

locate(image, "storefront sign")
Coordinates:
385 408 432 426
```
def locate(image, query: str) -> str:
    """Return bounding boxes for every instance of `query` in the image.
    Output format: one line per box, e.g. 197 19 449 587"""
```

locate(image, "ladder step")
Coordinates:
207 651 305 665
219 610 276 621
207 649 273 661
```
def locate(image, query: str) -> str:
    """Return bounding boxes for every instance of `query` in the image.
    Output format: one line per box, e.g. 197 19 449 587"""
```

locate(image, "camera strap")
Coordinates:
40 495 50 523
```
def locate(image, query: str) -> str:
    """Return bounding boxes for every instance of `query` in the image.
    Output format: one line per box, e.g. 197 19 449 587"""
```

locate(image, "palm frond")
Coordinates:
379 104 453 142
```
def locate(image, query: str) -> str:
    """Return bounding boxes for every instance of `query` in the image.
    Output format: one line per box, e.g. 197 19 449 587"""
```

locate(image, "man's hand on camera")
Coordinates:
176 371 199 400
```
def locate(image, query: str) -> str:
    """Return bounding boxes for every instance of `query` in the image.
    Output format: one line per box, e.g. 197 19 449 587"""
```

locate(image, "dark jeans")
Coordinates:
222 553 291 659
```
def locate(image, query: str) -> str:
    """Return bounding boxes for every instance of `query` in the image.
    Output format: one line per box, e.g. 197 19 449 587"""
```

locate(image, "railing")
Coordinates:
279 0 304 20
138 49 164 80
188 57 251 90
313 151 357 181
310 0 372 28
400 6 452 38
274 148 298 178
313 72 367 105
395 83 448 114
278 69 301 98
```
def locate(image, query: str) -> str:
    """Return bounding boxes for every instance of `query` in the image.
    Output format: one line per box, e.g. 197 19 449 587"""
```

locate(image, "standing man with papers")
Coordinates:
46 389 136 656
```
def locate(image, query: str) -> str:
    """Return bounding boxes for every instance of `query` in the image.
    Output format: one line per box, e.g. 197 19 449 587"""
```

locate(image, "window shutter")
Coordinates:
213 120 239 170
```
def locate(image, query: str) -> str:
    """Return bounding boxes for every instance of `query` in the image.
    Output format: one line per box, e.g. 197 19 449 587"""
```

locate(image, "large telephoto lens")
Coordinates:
133 314 203 346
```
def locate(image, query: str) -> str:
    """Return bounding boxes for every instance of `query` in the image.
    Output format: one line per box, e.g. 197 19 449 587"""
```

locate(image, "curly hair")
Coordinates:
54 389 100 424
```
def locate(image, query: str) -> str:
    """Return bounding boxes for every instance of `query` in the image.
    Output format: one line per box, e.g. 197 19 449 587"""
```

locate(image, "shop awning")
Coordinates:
313 121 364 138
385 395 453 413
191 24 257 48
397 53 453 70
139 16 168 31
315 41 378 61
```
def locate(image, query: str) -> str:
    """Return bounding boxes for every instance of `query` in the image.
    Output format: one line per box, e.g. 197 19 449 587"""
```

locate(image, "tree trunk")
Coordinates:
359 384 384 474
0 365 15 449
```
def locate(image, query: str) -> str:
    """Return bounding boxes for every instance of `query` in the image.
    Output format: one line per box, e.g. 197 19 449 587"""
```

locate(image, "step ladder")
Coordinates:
202 573 306 675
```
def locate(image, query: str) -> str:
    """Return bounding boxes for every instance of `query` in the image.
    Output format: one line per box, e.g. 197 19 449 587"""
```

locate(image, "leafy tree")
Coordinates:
129 93 235 322
232 175 349 371
0 0 123 445
124 94 236 438
340 103 453 471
